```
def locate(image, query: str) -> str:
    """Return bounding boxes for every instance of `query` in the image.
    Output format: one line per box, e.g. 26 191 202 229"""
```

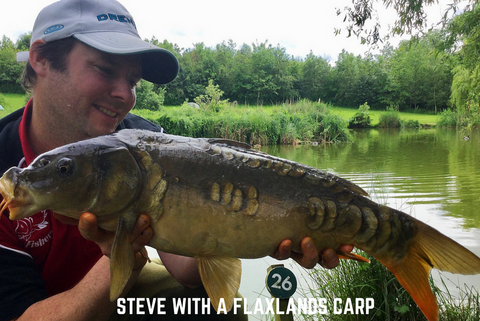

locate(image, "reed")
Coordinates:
302 253 480 320
133 101 352 145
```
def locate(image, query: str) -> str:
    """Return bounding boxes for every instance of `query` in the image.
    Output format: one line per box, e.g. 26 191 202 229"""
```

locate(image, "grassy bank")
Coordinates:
329 106 439 127
0 93 440 143
0 93 28 118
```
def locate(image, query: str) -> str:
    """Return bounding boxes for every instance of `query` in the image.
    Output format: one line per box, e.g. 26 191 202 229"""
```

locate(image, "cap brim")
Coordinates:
75 32 179 84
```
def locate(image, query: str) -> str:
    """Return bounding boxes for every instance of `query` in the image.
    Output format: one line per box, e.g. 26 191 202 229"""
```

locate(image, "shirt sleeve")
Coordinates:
0 247 47 321
0 210 48 321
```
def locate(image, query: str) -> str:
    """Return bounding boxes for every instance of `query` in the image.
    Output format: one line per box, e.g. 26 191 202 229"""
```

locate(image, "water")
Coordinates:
239 128 480 319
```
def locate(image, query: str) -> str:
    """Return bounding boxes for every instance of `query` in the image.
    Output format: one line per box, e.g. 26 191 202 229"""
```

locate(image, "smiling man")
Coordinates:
0 0 351 320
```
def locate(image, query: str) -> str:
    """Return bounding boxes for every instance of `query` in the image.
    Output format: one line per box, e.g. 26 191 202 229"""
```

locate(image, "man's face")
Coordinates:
41 41 142 142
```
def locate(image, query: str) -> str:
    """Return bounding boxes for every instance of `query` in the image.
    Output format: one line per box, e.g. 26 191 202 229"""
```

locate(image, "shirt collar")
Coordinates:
18 98 37 166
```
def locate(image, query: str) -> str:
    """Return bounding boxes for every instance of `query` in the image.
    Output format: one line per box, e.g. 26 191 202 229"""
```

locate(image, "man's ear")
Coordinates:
29 39 49 78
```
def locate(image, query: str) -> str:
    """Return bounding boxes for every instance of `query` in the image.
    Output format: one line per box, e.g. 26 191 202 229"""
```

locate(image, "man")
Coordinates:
0 0 353 320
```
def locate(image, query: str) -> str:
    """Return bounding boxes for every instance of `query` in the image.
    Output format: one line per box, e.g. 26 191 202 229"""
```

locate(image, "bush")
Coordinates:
134 80 165 111
378 106 402 128
403 119 420 128
318 113 352 142
194 79 229 112
349 102 372 128
438 109 458 127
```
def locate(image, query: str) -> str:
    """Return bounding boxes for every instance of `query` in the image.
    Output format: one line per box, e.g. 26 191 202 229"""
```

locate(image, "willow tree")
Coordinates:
337 0 475 44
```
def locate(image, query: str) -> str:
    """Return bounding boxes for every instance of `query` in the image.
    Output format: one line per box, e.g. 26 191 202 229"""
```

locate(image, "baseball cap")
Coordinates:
18 0 179 84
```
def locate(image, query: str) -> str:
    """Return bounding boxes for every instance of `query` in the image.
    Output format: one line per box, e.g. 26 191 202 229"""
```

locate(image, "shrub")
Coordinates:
403 119 420 128
134 80 165 111
318 113 352 142
194 79 229 112
349 102 372 128
438 109 458 127
378 106 402 128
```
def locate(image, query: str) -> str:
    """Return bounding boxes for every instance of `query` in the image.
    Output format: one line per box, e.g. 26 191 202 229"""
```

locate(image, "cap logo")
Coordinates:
44 24 65 35
97 13 136 29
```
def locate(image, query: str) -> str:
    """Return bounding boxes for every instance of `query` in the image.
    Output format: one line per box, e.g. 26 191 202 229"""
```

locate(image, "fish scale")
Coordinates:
1 129 480 321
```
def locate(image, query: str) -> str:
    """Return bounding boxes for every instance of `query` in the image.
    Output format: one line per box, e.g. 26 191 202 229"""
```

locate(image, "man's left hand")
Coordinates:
271 237 354 269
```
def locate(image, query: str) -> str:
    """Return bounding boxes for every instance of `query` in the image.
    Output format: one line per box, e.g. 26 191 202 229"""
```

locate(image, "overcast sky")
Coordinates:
1 0 451 62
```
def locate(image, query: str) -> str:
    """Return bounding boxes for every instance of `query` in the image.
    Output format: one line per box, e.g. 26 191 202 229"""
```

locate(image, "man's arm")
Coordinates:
9 214 152 321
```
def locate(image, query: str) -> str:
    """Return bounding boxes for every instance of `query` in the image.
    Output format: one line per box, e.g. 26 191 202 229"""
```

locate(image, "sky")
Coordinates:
1 0 452 62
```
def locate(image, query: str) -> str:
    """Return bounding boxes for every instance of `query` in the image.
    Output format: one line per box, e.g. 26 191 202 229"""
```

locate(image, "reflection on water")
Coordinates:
240 128 480 319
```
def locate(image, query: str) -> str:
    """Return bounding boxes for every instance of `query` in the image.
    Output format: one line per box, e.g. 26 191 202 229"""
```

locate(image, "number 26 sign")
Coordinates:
265 265 298 299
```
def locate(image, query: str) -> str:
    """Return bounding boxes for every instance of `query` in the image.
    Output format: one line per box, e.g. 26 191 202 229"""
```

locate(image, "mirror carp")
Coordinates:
1 129 480 321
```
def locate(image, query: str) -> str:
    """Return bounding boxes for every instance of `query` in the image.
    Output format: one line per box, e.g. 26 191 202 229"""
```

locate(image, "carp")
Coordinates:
1 129 480 321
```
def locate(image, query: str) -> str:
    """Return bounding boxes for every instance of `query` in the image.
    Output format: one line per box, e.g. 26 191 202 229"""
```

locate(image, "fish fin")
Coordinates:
140 246 151 263
109 216 135 301
414 220 480 275
378 219 480 321
337 251 370 263
208 139 252 150
337 177 369 197
196 256 242 312
378 245 438 321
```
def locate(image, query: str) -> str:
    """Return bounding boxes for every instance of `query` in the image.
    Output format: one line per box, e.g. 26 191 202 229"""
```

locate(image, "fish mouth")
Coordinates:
0 173 37 220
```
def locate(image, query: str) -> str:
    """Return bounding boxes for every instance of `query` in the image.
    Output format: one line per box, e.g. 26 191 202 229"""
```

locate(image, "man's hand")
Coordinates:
55 213 153 270
271 237 354 269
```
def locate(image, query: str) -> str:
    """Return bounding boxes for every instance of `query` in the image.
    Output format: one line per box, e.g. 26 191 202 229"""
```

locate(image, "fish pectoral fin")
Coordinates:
109 216 135 302
197 256 242 313
337 251 370 263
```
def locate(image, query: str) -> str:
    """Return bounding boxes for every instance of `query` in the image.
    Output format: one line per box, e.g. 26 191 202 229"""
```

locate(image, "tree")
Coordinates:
337 0 475 44
0 36 25 93
300 52 332 102
134 79 165 111
16 32 31 51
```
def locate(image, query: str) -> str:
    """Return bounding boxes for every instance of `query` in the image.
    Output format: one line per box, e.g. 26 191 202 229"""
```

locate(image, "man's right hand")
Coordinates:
55 212 153 271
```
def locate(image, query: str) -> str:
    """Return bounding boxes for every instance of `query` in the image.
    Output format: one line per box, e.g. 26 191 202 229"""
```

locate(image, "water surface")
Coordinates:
239 128 480 319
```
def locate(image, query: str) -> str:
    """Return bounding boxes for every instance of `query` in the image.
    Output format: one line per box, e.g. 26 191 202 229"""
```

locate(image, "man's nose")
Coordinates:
110 78 135 103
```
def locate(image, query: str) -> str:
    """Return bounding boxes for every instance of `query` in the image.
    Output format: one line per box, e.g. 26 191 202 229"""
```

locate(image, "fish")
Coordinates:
0 129 479 321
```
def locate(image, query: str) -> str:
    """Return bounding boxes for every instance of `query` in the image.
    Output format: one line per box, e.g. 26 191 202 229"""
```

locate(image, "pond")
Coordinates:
238 128 480 319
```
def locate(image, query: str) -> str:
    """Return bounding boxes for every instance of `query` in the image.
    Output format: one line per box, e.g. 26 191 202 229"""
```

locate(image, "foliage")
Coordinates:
378 106 402 128
132 101 352 145
193 79 229 112
442 4 480 128
318 113 352 143
349 102 372 128
438 109 458 127
0 36 26 94
336 0 474 44
134 79 165 111
303 249 480 321
403 119 420 128
303 251 426 321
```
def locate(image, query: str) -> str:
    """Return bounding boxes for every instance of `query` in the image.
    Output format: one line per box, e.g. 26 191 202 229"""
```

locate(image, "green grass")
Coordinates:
329 106 439 126
0 93 29 118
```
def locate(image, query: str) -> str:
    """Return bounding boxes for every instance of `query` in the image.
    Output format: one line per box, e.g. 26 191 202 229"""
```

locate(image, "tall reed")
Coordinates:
133 101 352 145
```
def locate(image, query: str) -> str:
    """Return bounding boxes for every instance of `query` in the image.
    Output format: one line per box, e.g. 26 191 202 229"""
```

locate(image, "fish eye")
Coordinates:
56 158 75 175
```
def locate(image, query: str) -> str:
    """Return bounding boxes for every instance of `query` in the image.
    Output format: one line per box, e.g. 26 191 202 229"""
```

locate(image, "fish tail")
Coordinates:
378 220 480 321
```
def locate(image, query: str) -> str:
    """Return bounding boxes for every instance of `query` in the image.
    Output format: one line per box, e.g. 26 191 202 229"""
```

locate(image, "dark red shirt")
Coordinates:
0 99 164 320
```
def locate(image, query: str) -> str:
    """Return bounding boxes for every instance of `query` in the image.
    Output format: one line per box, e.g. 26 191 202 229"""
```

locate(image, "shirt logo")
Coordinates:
14 210 52 248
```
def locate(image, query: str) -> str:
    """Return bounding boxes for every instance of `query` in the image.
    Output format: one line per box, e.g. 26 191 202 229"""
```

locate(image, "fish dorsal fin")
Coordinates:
197 256 242 312
109 216 135 301
208 139 252 150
